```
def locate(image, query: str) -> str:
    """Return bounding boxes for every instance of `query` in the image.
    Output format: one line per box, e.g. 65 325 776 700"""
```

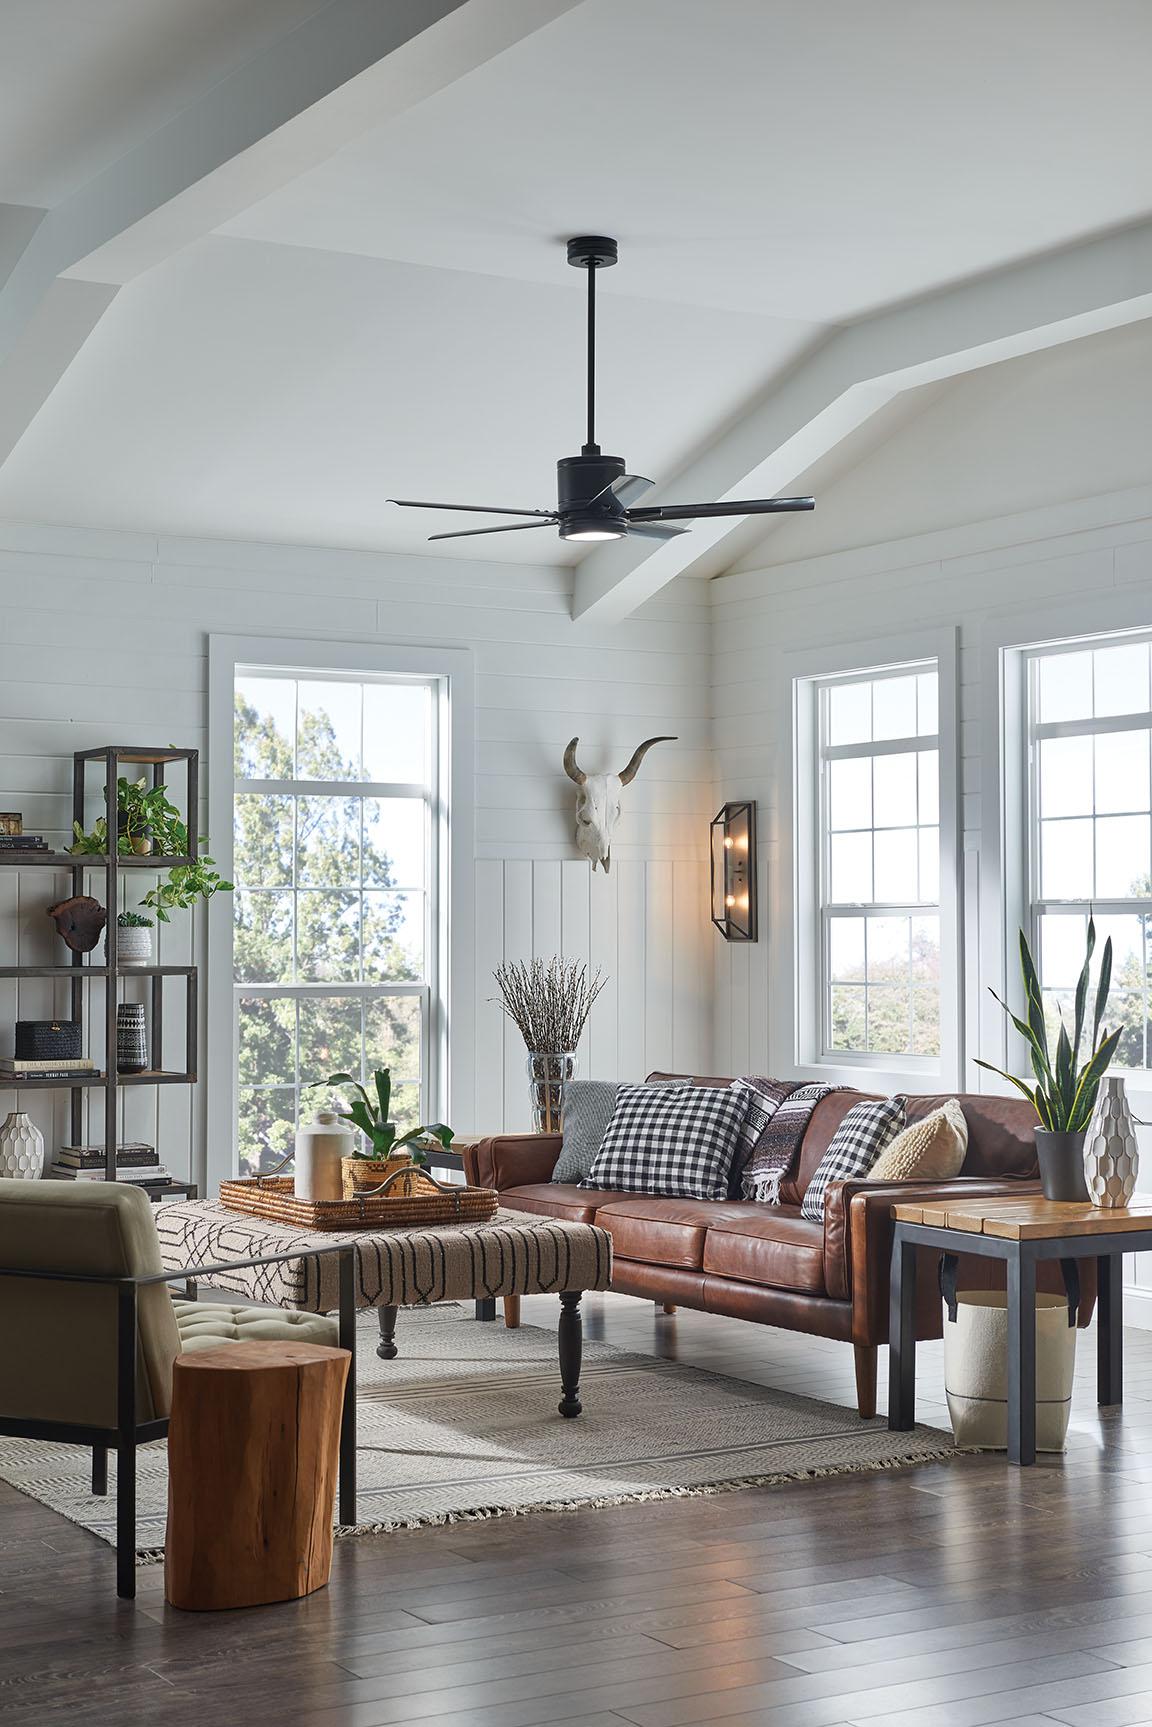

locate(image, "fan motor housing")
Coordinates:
557 453 626 536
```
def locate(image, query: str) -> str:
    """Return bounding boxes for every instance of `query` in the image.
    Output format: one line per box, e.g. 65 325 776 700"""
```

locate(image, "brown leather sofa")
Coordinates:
464 1078 1094 1417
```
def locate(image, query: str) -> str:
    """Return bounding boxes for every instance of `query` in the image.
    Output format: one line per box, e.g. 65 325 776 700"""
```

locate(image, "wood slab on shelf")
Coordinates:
165 1340 350 1611
893 1194 1152 1239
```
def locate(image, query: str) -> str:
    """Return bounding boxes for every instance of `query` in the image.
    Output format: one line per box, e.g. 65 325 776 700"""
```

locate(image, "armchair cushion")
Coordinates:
173 1300 338 1350
0 1178 181 1426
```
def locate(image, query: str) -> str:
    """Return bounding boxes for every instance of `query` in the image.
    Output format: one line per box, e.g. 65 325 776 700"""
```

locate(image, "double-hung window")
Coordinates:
816 663 942 1062
1026 632 1152 1071
231 668 438 1174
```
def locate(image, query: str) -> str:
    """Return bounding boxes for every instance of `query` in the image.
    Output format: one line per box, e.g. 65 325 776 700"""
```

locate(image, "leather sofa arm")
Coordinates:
464 1133 562 1190
823 1175 1040 1318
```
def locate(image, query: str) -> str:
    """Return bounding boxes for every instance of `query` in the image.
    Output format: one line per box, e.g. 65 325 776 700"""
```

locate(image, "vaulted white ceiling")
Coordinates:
1 0 1150 577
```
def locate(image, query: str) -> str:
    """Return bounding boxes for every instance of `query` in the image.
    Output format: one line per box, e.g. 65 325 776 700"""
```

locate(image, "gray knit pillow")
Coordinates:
552 1078 687 1185
553 1081 619 1184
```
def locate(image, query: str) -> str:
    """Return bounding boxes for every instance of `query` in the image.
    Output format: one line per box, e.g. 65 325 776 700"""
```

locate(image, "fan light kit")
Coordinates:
390 235 815 545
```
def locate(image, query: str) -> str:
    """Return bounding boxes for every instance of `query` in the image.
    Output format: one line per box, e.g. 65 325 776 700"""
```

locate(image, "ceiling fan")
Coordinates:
388 235 815 545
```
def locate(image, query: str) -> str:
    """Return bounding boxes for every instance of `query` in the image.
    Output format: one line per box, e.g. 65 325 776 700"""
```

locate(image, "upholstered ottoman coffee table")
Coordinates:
155 1203 612 1418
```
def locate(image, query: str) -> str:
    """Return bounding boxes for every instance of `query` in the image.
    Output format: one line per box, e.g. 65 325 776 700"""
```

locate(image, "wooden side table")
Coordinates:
165 1340 351 1610
888 1195 1150 1464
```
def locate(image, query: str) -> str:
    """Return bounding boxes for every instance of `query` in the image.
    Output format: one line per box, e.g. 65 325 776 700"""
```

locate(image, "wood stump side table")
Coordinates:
165 1340 351 1611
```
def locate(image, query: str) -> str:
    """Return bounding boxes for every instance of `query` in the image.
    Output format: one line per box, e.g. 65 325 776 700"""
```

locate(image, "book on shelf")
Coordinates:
0 836 48 849
57 1143 158 1170
0 1057 96 1072
47 1163 172 1185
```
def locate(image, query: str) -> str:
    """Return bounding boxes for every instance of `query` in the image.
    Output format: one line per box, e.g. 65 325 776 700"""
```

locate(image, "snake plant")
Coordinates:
308 1067 452 1167
975 918 1122 1131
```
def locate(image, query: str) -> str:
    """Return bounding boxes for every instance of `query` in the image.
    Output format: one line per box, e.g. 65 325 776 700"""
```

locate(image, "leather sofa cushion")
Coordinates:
501 1183 634 1225
594 1197 725 1268
702 1205 826 1293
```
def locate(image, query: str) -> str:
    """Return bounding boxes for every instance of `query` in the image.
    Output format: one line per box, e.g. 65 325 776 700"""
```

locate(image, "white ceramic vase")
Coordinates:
0 1111 46 1179
294 1110 351 1201
1084 1075 1139 1209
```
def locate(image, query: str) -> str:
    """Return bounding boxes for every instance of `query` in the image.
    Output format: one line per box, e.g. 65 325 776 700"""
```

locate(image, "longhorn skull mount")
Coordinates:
563 735 676 872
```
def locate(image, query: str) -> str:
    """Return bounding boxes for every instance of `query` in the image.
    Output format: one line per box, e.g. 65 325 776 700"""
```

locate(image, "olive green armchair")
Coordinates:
0 1178 357 1598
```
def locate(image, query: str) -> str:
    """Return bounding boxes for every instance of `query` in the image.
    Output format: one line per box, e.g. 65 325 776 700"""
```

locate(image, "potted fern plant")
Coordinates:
977 918 1122 1201
308 1067 453 1198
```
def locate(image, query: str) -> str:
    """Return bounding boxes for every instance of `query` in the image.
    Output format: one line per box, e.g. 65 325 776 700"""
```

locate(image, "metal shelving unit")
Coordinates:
1 746 200 1196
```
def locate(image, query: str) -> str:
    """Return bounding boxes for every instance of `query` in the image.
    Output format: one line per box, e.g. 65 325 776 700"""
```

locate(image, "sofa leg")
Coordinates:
660 1303 677 1315
503 1295 521 1329
92 1446 108 1496
854 1345 878 1419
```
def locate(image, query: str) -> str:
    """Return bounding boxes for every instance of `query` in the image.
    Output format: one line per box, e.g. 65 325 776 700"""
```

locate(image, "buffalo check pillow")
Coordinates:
579 1083 747 1201
800 1095 907 1223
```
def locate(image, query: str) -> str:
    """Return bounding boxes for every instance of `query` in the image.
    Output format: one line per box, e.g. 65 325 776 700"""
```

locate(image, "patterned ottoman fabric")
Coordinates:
155 1202 612 1314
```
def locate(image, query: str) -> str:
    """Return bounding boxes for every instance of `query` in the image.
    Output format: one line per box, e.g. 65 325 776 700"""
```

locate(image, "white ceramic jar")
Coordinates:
294 1110 350 1201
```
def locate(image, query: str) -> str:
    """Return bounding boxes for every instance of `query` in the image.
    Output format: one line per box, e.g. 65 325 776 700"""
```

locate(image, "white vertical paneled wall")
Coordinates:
0 522 714 1185
710 483 1152 1320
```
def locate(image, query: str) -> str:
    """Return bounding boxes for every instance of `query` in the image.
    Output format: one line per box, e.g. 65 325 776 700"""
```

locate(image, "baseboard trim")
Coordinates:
1122 1282 1152 1331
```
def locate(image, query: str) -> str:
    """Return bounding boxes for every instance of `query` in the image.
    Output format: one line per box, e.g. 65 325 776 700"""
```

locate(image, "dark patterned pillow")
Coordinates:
726 1076 801 1198
579 1083 747 1200
800 1095 907 1222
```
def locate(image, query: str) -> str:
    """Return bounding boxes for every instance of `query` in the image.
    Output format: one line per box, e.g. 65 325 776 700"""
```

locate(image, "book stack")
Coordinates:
0 834 49 851
48 1142 171 1184
0 1057 97 1083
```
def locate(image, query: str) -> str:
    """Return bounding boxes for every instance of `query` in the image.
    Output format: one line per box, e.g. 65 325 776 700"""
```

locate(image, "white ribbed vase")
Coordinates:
0 1111 46 1179
1084 1075 1139 1209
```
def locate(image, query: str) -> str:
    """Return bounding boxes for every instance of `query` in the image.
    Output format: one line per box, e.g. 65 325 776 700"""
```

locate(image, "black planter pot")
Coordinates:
1035 1128 1089 1202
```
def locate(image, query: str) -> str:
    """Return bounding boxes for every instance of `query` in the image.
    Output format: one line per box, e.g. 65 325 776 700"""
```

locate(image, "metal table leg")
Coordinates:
1098 1250 1124 1405
1007 1247 1037 1465
888 1230 918 1431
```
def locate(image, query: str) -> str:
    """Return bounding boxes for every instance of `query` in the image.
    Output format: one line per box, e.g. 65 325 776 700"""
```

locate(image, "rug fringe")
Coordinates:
332 1443 959 1539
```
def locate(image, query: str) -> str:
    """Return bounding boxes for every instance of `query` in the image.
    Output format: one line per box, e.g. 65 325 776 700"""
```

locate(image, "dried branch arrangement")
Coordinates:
493 957 607 1053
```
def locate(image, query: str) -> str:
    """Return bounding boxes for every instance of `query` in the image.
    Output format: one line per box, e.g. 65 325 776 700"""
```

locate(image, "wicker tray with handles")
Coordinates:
218 1166 499 1231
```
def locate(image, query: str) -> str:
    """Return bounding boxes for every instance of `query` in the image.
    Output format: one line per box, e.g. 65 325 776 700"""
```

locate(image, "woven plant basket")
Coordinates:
341 1153 421 1200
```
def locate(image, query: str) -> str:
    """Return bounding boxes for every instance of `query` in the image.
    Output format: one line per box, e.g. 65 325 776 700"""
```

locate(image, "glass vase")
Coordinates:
526 1051 577 1132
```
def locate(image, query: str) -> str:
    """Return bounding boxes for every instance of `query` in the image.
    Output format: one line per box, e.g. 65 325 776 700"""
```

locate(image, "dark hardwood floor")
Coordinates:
5 1292 1152 1727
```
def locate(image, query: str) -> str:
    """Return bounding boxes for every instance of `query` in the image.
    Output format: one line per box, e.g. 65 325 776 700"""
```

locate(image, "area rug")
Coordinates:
0 1306 953 1555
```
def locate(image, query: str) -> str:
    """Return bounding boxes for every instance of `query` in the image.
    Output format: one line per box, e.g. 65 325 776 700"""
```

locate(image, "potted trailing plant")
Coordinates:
308 1067 453 1198
110 910 153 967
71 777 231 922
976 919 1122 1201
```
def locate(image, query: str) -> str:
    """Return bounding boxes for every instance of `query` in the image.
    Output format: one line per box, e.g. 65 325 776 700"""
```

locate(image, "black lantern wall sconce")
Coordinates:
710 801 757 942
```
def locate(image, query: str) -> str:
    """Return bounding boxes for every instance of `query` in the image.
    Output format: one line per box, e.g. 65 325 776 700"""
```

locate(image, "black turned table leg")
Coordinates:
376 1304 398 1361
888 1230 918 1431
558 1291 583 1418
1007 1248 1037 1465
1098 1250 1124 1405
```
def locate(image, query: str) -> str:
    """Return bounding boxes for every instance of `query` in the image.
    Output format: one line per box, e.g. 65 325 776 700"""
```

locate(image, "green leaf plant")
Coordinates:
975 918 1123 1132
308 1067 453 1168
71 776 232 922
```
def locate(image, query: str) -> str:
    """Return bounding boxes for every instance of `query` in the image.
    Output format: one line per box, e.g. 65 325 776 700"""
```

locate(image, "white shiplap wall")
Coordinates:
0 521 714 1188
711 484 1152 1317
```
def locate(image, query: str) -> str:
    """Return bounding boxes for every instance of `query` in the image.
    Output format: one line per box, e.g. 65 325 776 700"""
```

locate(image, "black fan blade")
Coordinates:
427 520 557 543
389 498 556 518
628 496 815 523
627 522 689 541
587 472 655 509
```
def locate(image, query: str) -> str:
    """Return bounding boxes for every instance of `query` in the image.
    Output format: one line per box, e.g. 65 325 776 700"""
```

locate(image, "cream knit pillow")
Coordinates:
867 1098 968 1182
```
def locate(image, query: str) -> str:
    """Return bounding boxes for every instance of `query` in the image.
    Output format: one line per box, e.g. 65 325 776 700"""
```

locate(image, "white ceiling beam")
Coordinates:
573 220 1152 624
0 0 581 446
